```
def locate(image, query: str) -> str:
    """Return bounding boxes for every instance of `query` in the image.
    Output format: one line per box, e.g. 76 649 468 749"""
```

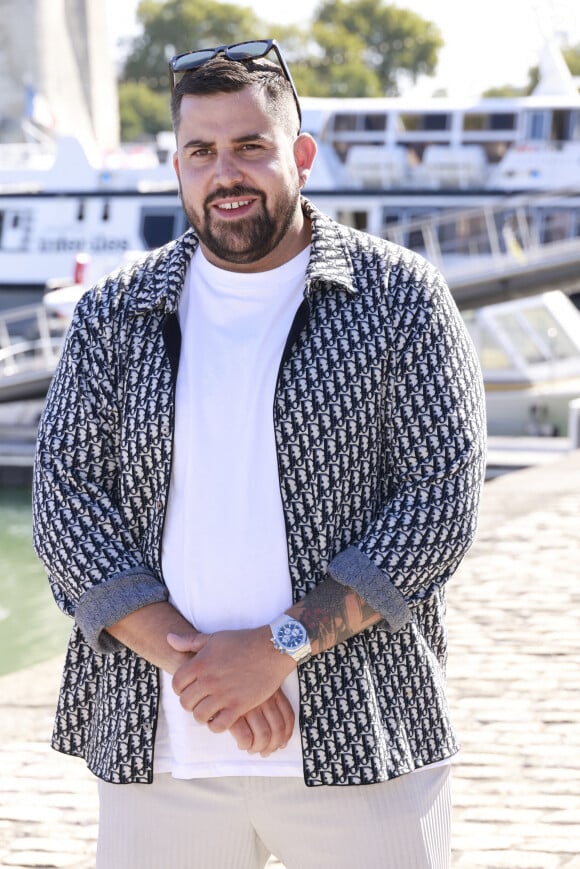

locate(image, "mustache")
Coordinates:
204 186 264 209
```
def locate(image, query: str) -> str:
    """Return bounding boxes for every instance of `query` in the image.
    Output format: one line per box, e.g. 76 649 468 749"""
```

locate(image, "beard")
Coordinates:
181 184 299 266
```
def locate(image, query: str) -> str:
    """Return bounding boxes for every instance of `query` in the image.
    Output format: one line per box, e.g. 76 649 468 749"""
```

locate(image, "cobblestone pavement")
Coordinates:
1 452 579 868
446 451 580 868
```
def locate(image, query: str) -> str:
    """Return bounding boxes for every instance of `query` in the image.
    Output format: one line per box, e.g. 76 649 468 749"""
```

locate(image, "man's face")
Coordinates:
173 86 315 272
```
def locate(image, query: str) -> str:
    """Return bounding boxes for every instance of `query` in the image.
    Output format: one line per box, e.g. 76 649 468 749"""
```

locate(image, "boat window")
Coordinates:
337 210 368 231
398 114 419 131
480 324 513 370
463 113 516 131
423 113 450 131
463 114 485 131
540 210 572 243
570 111 580 141
399 113 450 131
552 110 578 142
331 113 359 132
526 111 550 141
521 306 579 360
363 114 386 131
462 313 513 370
495 312 547 363
490 113 516 131
0 210 29 252
140 208 185 249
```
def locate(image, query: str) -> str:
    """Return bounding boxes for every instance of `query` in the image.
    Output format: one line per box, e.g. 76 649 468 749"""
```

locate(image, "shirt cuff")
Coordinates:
75 568 169 654
327 546 411 633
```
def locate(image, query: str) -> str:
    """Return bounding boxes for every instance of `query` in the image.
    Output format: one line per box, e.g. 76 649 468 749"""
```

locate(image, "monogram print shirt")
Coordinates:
32 200 486 786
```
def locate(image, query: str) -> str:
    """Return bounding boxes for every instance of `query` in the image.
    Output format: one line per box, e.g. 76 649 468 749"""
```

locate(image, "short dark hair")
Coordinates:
170 56 301 135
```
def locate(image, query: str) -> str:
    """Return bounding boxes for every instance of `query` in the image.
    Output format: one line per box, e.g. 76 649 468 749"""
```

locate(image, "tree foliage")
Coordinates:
118 81 171 141
118 0 444 138
290 24 386 98
117 1 580 141
482 83 529 98
563 44 580 77
123 0 262 91
312 0 442 96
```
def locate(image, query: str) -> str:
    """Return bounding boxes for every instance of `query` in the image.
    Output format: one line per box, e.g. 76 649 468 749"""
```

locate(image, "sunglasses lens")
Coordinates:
169 40 300 126
172 49 216 72
227 41 270 61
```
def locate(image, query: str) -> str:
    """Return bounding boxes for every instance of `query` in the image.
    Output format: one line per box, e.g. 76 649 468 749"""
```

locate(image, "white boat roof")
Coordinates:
300 90 580 116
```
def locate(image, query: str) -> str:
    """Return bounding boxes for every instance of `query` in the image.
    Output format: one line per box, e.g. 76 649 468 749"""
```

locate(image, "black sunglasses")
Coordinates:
168 39 301 125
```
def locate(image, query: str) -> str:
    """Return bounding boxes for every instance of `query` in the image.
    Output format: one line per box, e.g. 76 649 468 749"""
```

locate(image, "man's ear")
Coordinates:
294 133 317 189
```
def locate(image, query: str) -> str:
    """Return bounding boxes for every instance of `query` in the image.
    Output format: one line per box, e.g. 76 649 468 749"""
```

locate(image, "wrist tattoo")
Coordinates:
293 579 381 650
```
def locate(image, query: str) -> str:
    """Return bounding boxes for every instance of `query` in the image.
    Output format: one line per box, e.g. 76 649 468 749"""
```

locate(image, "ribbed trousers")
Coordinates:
97 765 452 869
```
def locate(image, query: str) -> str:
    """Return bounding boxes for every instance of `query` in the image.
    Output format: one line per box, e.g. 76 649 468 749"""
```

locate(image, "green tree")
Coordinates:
563 44 580 78
312 0 443 96
482 84 528 98
118 0 444 137
118 81 171 141
289 24 385 97
123 0 262 92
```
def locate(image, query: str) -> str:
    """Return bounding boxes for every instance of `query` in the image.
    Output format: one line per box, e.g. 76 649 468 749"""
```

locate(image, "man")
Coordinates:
33 39 486 869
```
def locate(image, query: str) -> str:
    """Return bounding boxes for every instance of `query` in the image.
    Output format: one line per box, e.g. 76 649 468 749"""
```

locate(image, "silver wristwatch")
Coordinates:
269 614 312 665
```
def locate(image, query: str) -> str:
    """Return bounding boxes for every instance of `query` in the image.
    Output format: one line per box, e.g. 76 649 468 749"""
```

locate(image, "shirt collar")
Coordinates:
302 198 358 299
128 197 357 315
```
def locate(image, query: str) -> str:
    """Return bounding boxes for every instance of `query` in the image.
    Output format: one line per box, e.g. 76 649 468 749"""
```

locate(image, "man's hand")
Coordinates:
229 691 295 757
168 627 295 735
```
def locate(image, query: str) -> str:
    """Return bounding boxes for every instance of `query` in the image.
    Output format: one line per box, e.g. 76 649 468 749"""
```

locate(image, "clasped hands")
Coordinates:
167 625 296 758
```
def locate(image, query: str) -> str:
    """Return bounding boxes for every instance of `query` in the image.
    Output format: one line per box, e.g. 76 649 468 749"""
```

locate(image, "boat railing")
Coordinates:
383 188 580 280
0 303 69 383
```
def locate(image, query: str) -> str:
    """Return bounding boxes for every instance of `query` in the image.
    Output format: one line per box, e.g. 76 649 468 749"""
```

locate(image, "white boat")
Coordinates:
2 40 580 293
463 289 580 436
0 134 184 291
1 41 580 434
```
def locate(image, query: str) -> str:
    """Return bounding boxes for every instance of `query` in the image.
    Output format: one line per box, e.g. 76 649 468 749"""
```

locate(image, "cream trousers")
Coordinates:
97 766 452 869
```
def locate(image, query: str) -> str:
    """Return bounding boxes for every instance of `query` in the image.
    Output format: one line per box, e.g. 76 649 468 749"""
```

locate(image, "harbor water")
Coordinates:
0 486 70 676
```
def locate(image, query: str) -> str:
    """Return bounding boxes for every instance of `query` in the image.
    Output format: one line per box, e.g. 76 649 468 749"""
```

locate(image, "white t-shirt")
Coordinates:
155 244 310 779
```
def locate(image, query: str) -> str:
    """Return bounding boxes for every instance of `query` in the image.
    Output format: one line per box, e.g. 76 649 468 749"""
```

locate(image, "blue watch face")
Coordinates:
277 621 306 650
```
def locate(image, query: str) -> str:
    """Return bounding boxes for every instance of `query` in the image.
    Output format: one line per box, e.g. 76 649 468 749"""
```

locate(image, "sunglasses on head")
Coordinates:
168 39 301 125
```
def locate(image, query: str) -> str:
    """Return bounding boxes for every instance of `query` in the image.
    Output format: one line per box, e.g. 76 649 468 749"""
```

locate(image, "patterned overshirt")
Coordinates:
32 199 486 786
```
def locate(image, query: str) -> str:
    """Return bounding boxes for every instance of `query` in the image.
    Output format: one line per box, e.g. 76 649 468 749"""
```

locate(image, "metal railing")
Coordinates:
383 189 580 282
0 303 69 399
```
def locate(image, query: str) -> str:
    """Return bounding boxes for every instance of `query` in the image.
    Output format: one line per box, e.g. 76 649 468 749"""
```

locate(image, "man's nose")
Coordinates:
213 149 243 185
